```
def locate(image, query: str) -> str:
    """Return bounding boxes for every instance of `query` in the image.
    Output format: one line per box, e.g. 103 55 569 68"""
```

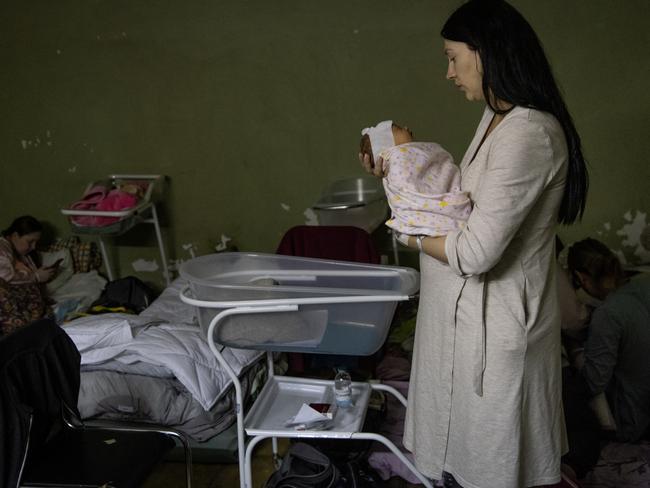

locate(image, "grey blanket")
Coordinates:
78 360 264 441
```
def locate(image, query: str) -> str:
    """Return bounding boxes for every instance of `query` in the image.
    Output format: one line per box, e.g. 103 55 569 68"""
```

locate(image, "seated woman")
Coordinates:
0 216 55 335
567 237 650 442
554 246 602 479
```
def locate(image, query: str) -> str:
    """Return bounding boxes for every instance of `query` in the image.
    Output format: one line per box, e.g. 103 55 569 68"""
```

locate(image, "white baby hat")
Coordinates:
361 120 394 163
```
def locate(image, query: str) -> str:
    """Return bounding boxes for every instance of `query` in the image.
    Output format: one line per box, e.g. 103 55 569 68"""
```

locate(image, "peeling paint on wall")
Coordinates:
616 210 650 262
131 258 159 272
303 208 318 226
591 210 650 264
215 234 231 252
96 31 129 42
20 130 53 149
181 242 197 259
642 225 650 251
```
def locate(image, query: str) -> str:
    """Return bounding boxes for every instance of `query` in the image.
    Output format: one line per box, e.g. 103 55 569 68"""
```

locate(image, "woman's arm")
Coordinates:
581 307 621 396
0 244 49 283
403 235 449 263
396 118 559 269
445 116 563 275
0 241 24 283
0 253 19 282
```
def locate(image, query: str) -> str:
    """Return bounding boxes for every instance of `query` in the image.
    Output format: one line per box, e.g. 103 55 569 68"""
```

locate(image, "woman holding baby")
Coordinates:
360 1 588 487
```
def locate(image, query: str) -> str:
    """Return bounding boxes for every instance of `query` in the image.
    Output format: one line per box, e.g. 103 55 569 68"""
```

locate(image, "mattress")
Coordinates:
63 278 265 441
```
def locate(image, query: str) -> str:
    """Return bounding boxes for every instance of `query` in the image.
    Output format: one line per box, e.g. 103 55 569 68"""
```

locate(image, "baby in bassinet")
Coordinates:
360 120 471 237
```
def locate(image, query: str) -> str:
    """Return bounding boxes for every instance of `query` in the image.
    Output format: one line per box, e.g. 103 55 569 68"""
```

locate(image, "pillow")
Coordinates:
47 237 102 273
40 249 74 293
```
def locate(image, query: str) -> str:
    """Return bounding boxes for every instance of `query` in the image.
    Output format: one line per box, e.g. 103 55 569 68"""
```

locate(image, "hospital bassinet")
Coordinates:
179 252 419 355
60 174 170 285
180 253 432 488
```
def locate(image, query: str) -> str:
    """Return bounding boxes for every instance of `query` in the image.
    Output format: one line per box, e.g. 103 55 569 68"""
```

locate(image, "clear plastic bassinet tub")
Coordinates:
179 252 419 355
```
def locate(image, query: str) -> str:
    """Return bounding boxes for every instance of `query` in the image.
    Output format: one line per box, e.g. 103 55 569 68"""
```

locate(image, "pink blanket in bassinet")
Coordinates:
70 185 138 227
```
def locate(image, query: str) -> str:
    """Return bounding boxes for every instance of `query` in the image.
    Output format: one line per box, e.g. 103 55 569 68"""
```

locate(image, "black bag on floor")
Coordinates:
91 276 157 314
265 442 340 488
336 459 387 487
265 442 386 488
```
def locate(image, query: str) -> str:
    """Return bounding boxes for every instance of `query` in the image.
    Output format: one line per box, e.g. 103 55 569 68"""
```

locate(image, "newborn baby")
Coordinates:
360 120 471 237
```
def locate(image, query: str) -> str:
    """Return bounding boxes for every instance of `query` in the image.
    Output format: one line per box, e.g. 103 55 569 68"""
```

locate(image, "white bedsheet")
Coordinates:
62 278 262 411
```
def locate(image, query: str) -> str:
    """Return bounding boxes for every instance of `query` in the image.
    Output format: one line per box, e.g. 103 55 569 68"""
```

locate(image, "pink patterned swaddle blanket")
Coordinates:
381 142 471 237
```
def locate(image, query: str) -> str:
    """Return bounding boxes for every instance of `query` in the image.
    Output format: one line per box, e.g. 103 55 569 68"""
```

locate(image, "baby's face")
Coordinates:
392 124 413 145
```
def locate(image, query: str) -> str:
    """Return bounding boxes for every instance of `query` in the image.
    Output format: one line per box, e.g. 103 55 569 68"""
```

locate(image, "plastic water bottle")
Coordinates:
334 370 353 408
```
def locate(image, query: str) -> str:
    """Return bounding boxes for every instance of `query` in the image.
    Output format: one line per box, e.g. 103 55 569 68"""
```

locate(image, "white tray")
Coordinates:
244 376 371 439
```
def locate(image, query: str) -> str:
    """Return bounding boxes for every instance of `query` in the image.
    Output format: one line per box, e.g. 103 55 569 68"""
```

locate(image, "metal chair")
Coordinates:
0 318 192 488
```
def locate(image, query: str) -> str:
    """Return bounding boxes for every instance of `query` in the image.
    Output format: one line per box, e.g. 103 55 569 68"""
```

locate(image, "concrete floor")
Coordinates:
142 438 288 488
142 437 421 488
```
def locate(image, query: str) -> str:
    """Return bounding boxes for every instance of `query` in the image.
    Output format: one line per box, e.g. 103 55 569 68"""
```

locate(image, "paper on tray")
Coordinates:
294 403 329 423
284 403 333 430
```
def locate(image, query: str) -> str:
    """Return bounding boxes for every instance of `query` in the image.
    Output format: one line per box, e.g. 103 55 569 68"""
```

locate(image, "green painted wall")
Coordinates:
1 0 648 288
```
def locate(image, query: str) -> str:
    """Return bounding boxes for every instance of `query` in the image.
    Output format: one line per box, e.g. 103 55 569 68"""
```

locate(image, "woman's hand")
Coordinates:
397 233 449 264
358 153 387 177
35 266 56 283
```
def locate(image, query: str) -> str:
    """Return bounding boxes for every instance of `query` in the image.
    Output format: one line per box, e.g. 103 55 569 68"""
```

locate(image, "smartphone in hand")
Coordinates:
47 258 64 269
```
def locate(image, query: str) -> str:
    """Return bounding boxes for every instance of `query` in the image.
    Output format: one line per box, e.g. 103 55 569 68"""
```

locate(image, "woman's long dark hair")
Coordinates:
441 0 588 225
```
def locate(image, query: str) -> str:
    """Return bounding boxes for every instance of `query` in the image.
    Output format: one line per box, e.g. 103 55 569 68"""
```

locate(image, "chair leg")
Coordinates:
66 404 193 488
162 428 193 488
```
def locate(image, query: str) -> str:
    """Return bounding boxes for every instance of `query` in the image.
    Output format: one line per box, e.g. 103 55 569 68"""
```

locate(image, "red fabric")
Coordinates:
276 225 380 373
275 225 380 264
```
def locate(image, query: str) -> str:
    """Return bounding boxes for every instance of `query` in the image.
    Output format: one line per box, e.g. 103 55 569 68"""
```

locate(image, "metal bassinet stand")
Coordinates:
180 260 432 488
61 174 170 286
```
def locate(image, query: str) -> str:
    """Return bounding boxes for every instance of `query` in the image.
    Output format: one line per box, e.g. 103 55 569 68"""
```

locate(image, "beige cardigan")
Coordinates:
403 106 568 488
